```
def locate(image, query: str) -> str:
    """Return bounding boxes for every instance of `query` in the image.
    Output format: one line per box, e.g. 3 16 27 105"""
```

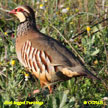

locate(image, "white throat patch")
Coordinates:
15 12 26 22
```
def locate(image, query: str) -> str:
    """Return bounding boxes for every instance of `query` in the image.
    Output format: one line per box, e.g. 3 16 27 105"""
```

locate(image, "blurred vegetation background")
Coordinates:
0 0 108 108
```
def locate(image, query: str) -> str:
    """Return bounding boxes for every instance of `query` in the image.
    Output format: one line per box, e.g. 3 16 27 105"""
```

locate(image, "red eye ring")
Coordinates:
17 8 24 12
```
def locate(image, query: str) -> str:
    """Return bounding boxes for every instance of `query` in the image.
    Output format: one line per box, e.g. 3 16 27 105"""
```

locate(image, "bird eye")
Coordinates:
14 9 17 12
17 8 24 12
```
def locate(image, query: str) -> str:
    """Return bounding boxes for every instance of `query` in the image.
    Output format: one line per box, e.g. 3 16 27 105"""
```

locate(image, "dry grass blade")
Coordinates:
49 22 85 64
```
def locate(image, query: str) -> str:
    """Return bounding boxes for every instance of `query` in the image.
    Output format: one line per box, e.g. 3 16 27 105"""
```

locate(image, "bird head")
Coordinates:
9 6 35 23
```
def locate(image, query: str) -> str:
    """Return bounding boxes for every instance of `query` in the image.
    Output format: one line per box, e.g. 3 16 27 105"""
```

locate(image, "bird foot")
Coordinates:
28 89 40 97
33 89 40 94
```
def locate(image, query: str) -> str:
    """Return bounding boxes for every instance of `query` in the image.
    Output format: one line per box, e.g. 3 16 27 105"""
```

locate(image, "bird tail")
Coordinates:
84 69 100 80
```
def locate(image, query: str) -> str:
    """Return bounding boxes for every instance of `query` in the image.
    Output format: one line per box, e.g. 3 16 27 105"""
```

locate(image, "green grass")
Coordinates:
0 0 108 108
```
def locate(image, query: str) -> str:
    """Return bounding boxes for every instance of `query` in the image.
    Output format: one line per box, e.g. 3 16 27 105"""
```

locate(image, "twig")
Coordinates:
71 17 108 39
0 71 7 77
0 7 10 13
49 22 85 64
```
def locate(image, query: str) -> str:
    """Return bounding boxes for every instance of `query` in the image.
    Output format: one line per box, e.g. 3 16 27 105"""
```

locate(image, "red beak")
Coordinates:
9 9 16 14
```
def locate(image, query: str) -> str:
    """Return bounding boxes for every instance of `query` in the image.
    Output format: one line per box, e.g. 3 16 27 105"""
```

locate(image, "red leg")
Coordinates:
48 85 52 94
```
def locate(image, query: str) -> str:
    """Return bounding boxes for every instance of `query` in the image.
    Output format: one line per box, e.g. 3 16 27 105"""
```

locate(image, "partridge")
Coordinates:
9 5 98 93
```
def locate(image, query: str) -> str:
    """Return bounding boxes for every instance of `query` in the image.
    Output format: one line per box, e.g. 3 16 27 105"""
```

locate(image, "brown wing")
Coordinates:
18 30 98 83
